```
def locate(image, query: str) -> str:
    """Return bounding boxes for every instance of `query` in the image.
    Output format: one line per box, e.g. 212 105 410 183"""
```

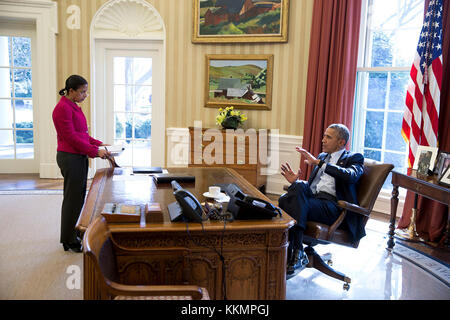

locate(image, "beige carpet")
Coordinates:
0 194 82 300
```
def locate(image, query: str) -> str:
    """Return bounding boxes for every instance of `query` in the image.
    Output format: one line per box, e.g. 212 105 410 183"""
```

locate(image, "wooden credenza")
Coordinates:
77 167 295 300
188 127 268 190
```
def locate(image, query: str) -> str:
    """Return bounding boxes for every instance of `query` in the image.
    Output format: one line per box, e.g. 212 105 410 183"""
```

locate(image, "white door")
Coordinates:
0 26 38 173
94 40 165 170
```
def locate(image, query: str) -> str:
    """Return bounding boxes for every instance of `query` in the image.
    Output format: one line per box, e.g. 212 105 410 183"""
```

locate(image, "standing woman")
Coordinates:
53 75 110 252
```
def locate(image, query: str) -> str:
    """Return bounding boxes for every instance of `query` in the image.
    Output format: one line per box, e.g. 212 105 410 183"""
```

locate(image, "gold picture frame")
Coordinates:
192 0 289 43
205 54 274 110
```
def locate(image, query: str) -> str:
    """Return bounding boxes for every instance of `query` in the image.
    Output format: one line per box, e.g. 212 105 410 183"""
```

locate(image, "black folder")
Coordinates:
133 167 163 174
152 174 195 184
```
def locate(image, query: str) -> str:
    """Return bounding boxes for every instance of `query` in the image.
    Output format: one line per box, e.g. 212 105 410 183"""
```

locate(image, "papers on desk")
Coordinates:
102 144 125 156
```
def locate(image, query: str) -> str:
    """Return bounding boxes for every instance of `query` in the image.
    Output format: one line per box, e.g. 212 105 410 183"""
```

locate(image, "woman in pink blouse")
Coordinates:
53 75 110 252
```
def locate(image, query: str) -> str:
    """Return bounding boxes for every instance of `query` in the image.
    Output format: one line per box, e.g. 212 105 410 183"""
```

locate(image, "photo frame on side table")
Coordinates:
205 54 274 110
192 0 290 43
412 146 438 175
438 167 450 187
434 151 450 179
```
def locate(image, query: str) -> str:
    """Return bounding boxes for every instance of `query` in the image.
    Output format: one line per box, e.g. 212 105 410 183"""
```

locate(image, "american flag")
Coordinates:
402 0 443 168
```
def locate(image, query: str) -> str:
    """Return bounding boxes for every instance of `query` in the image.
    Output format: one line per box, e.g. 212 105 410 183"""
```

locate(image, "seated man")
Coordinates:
278 123 365 279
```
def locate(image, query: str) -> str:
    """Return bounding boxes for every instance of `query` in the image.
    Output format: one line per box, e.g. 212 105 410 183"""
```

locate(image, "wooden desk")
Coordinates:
388 169 450 250
77 167 295 300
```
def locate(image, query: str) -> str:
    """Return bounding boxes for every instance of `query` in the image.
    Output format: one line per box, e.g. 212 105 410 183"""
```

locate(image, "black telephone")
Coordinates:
169 180 203 222
235 197 281 220
224 183 281 220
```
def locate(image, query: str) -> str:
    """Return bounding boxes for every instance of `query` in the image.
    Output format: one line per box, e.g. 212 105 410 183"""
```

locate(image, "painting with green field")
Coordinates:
193 0 289 43
205 54 273 110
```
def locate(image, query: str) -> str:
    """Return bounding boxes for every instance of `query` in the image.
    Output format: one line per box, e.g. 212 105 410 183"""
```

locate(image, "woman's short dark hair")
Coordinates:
328 123 350 145
59 75 88 96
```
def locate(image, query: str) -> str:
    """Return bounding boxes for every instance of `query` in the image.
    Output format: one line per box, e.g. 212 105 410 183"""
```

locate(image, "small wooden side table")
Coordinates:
388 169 450 250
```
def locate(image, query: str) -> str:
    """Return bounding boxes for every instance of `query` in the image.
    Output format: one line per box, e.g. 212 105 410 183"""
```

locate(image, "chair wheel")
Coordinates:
343 283 350 291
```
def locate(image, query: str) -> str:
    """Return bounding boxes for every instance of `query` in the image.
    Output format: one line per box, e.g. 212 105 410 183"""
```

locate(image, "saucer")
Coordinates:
203 192 230 202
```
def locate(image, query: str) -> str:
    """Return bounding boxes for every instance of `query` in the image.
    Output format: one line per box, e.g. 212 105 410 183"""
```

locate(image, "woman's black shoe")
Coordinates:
62 242 82 253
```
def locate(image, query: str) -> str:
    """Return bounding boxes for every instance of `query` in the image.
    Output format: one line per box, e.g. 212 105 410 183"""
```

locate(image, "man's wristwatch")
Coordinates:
317 159 325 168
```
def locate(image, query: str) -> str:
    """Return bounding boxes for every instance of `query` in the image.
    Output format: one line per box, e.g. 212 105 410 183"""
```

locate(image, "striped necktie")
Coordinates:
309 154 330 193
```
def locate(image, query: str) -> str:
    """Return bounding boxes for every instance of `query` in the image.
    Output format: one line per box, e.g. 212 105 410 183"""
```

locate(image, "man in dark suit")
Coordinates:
278 123 364 278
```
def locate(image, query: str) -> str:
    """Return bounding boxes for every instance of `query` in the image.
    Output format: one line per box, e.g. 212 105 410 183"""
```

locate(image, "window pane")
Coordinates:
367 0 423 68
0 36 11 67
370 30 393 67
115 113 133 140
382 151 408 190
16 129 33 143
134 113 151 139
389 72 409 110
13 37 32 68
385 112 406 152
384 151 407 173
370 0 423 30
113 57 129 85
0 130 14 159
14 69 32 98
134 85 152 113
114 85 134 112
115 114 125 140
0 99 13 128
364 149 381 161
390 29 420 67
0 68 12 98
15 99 33 127
367 73 387 109
133 58 152 85
16 140 34 159
364 111 384 149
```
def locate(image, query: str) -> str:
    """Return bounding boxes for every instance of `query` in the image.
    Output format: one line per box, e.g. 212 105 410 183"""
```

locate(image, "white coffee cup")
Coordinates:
209 186 221 197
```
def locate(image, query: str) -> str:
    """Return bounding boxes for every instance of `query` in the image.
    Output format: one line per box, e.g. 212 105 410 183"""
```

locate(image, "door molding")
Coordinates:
0 0 58 176
90 0 166 174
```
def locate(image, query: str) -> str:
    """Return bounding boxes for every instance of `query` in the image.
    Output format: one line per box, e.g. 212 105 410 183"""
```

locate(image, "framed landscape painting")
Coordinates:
193 0 289 43
205 54 273 110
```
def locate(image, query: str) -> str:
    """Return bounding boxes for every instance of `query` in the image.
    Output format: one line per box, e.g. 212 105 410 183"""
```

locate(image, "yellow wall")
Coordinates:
55 0 313 136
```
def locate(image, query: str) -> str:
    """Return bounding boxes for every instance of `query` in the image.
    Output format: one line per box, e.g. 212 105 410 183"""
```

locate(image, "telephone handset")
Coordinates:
170 180 204 222
235 196 282 220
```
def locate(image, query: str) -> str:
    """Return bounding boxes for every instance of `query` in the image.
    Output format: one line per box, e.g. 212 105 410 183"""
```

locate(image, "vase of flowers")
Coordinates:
215 106 247 130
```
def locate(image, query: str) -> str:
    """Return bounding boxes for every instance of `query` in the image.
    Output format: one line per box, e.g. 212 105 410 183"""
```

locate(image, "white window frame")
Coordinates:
352 0 423 214
0 0 58 176
0 27 36 164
